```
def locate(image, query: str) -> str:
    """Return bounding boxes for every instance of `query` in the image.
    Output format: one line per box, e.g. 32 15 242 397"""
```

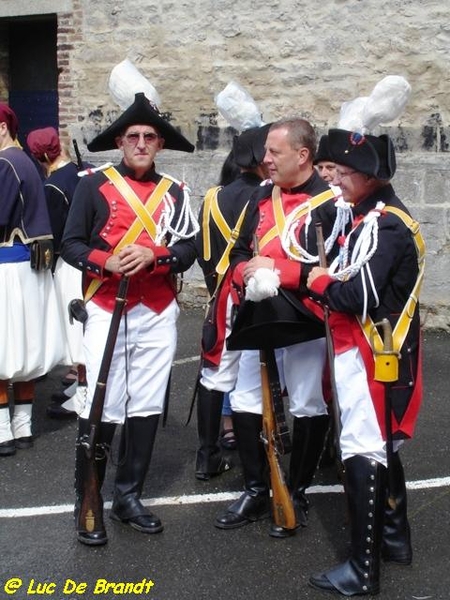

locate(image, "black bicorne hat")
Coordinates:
232 123 271 169
226 288 325 351
327 128 396 180
314 134 333 164
87 92 195 153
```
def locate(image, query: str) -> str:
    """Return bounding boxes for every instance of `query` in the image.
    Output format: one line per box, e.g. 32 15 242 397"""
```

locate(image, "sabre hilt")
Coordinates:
371 318 400 383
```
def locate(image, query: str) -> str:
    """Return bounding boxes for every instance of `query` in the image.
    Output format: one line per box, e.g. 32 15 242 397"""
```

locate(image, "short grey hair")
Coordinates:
269 117 317 162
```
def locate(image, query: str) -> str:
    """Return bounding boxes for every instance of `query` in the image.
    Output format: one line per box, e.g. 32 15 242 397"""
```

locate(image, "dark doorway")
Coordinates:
7 15 58 148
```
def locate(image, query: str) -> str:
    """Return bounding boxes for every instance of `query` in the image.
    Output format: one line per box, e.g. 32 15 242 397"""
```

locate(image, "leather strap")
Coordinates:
84 168 172 302
201 185 249 298
358 206 425 355
259 187 335 251
201 186 221 261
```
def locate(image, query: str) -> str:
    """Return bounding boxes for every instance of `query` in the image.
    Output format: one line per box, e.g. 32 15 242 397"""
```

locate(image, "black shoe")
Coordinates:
269 522 301 539
214 491 270 529
0 439 16 456
195 456 232 481
269 496 308 538
47 402 77 419
15 436 34 449
308 572 339 592
77 529 108 546
110 511 164 534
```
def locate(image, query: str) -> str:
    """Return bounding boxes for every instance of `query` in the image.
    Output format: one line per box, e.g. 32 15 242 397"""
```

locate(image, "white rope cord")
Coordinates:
281 195 352 263
154 176 199 246
329 201 385 322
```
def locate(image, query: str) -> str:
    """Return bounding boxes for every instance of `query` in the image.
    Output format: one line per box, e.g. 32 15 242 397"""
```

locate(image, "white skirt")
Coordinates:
53 258 85 365
0 261 65 381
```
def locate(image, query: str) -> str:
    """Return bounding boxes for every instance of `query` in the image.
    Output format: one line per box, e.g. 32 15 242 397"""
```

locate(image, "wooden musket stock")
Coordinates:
260 348 296 529
252 234 296 530
78 276 129 535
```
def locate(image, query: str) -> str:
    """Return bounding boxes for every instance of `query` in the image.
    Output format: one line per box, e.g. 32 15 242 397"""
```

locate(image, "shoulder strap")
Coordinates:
215 201 249 275
201 185 250 298
104 166 172 241
259 187 335 251
84 168 173 302
358 206 425 354
201 186 222 261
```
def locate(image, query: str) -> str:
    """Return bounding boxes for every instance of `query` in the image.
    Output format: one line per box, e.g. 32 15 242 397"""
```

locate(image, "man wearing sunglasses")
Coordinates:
62 92 198 546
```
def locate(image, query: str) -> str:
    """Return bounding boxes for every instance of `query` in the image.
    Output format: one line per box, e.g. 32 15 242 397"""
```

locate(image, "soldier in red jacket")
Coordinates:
307 129 423 596
194 124 270 480
62 93 198 545
215 118 340 537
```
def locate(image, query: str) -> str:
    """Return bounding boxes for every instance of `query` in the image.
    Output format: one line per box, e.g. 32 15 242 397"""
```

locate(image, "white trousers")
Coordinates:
230 337 328 418
335 346 402 466
80 299 179 424
201 294 241 392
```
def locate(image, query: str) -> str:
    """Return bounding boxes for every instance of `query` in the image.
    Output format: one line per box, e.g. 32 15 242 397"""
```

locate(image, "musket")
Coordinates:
260 347 296 530
162 369 171 427
371 317 400 509
77 275 129 536
185 363 201 426
252 234 296 530
315 222 345 482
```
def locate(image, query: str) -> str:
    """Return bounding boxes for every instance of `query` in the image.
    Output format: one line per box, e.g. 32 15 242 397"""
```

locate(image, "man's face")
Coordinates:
332 164 371 204
316 161 336 183
263 127 308 188
116 124 164 175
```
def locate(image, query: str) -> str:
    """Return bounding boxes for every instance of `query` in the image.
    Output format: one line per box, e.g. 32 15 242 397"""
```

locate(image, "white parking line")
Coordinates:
1 477 449 519
173 355 200 365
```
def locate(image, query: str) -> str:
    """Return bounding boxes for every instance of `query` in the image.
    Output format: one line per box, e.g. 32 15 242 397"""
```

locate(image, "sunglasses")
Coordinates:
123 132 160 145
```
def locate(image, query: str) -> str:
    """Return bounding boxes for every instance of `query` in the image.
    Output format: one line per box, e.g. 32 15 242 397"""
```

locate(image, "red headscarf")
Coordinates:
27 127 61 162
0 103 19 139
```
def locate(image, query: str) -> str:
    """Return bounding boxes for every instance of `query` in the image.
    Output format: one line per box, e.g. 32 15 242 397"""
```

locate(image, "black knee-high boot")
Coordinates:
195 384 232 480
309 455 387 596
270 414 329 538
74 417 116 546
214 411 270 529
382 451 412 565
110 415 163 533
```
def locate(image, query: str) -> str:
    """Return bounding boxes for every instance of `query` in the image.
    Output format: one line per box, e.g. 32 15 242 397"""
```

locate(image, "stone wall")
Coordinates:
1 0 449 328
62 0 449 153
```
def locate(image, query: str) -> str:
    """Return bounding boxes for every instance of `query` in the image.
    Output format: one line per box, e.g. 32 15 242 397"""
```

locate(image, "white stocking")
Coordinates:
11 402 33 439
0 405 13 443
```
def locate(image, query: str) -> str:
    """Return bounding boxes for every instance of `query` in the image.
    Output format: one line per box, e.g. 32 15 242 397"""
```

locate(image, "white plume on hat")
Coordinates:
215 80 264 132
108 58 161 110
338 96 369 132
338 75 412 134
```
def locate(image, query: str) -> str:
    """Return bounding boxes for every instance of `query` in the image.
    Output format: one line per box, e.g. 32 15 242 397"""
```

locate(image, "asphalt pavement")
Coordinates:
1 307 449 600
